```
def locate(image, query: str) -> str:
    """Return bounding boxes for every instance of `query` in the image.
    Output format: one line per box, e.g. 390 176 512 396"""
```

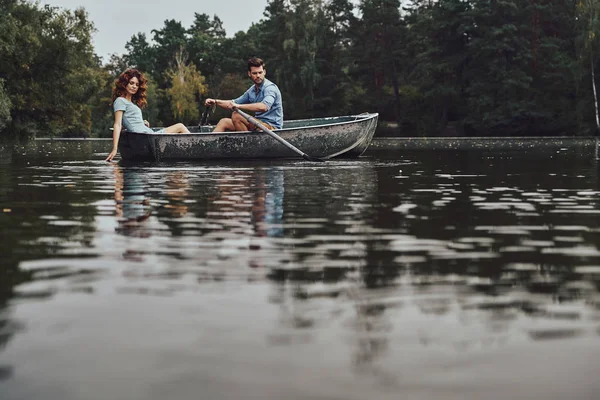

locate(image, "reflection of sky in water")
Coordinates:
1 142 600 399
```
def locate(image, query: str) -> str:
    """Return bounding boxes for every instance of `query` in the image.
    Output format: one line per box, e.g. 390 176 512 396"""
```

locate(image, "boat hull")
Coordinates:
118 113 378 161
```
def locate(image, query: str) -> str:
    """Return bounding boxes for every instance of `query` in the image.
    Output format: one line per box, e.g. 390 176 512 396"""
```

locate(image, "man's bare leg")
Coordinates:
212 118 235 132
232 112 253 131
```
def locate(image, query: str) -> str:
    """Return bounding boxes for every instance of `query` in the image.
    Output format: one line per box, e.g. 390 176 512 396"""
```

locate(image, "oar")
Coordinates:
232 106 325 162
198 105 211 127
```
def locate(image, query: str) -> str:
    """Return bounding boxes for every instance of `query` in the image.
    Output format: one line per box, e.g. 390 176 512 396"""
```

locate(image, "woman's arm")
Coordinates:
106 110 124 162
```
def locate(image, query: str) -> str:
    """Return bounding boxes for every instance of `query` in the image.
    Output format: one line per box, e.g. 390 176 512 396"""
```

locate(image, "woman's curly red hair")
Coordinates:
112 69 148 108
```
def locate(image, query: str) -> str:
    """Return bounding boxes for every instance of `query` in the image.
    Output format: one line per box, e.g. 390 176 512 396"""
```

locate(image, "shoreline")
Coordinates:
369 136 599 150
33 136 600 151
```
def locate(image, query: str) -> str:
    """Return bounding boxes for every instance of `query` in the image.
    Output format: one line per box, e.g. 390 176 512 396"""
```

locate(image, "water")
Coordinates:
1 140 599 400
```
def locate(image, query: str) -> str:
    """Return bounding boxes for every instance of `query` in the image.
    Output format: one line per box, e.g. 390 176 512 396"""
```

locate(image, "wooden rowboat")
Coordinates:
117 113 378 161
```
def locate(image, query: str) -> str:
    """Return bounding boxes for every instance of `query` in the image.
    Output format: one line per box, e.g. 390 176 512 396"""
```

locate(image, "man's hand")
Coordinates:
205 98 236 110
144 120 150 127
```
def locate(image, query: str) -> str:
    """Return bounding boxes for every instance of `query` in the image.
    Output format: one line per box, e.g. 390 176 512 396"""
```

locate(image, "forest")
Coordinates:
0 0 598 139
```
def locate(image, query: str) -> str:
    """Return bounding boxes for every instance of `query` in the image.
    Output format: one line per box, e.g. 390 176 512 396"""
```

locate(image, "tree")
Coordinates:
284 0 321 116
313 0 357 116
165 48 208 124
208 72 250 122
464 0 533 134
258 0 291 95
125 33 155 74
0 1 102 139
576 0 600 132
527 0 577 135
0 79 12 131
351 0 405 122
151 19 188 81
187 13 226 79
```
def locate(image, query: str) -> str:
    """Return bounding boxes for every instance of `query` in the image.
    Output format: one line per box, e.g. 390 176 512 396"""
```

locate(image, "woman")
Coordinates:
105 69 189 162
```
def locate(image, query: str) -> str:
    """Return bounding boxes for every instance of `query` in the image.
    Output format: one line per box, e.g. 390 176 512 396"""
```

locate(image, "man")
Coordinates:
204 57 283 132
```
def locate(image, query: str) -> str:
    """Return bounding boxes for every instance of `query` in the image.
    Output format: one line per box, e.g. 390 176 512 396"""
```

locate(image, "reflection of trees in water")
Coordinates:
1 161 99 263
0 232 31 358
347 288 392 370
267 271 394 375
264 162 395 370
0 290 21 378
372 150 600 310
263 149 600 372
282 164 379 228
0 158 104 364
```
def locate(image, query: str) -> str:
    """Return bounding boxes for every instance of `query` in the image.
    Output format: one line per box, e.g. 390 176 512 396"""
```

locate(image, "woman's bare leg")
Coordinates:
164 123 190 134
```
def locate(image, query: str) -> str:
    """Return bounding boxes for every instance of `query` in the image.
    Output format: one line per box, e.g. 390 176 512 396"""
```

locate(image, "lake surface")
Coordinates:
1 139 600 400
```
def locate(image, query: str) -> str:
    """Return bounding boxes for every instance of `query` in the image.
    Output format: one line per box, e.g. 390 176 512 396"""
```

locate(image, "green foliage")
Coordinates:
575 0 600 133
464 0 534 134
88 67 114 137
144 76 161 127
213 73 249 100
187 13 226 78
351 0 405 123
150 19 188 77
207 72 249 122
0 1 102 139
165 49 208 124
278 0 322 116
0 79 12 131
0 0 595 138
125 33 154 74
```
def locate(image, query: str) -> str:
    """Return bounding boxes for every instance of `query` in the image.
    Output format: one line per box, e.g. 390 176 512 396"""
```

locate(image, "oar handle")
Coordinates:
232 106 324 162
199 105 211 127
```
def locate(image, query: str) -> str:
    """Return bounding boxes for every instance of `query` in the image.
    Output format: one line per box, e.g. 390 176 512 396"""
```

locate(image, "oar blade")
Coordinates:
303 154 326 162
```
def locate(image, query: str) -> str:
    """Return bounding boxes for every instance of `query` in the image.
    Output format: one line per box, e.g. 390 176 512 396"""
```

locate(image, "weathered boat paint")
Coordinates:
118 113 378 161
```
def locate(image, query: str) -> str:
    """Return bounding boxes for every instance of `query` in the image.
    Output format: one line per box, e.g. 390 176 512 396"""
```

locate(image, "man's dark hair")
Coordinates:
248 57 265 71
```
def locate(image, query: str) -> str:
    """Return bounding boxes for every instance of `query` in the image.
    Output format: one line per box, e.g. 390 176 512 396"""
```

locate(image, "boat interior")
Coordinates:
188 113 375 134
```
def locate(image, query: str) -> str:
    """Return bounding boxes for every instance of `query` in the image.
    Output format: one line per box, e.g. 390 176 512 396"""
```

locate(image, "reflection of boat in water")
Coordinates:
163 171 190 218
113 166 194 238
117 113 378 161
113 166 152 238
114 168 151 221
208 167 285 238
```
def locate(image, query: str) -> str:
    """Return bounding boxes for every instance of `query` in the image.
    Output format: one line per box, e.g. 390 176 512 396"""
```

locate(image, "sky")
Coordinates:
40 0 269 63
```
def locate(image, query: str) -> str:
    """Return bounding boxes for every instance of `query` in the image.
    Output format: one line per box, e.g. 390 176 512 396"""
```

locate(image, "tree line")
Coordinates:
1 0 599 139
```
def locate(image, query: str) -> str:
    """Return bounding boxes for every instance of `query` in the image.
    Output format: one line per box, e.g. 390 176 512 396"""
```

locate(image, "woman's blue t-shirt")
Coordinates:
113 97 154 134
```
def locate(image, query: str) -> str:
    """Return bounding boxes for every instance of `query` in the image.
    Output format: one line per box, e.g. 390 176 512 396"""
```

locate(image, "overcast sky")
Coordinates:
40 0 269 63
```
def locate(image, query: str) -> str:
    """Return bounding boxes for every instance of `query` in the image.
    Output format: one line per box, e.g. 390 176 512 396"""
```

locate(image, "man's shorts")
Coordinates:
252 121 276 131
